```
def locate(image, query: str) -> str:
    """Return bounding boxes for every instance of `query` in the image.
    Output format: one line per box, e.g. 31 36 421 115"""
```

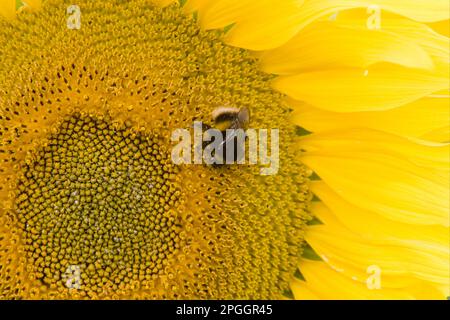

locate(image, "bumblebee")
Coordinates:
211 106 250 132
204 106 250 165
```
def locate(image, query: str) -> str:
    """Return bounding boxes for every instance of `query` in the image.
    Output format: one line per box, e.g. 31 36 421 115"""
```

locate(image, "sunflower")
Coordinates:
0 0 448 300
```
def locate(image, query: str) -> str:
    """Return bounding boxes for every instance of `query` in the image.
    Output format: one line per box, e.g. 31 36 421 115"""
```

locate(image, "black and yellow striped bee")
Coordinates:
205 106 250 165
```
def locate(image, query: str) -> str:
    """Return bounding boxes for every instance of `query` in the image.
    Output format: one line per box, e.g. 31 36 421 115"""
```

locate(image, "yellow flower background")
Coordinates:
0 0 449 299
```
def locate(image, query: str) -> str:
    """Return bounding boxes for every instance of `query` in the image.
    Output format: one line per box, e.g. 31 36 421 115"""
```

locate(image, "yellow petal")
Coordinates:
428 19 450 37
300 128 450 169
305 218 449 290
290 278 320 300
260 19 434 74
309 182 449 291
186 0 307 50
298 259 444 299
273 64 449 112
290 93 450 142
311 181 449 243
302 153 449 226
420 126 450 142
313 10 450 67
299 130 450 227
299 0 450 29
382 20 449 69
185 0 449 50
0 0 16 20
22 0 41 10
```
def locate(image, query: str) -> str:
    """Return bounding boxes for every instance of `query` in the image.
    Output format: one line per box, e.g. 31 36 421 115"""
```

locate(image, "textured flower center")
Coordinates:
0 0 311 299
16 115 182 295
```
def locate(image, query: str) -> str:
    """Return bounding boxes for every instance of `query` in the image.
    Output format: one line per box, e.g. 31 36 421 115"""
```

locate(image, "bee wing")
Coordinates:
219 127 248 148
218 129 237 148
237 107 250 127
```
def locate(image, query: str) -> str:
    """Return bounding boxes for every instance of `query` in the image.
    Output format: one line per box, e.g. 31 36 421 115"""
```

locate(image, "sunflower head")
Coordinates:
1 0 449 300
0 0 311 299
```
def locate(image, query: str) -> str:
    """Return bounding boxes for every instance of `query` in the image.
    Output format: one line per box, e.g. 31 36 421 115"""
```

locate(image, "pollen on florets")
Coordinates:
0 0 311 299
15 115 182 298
